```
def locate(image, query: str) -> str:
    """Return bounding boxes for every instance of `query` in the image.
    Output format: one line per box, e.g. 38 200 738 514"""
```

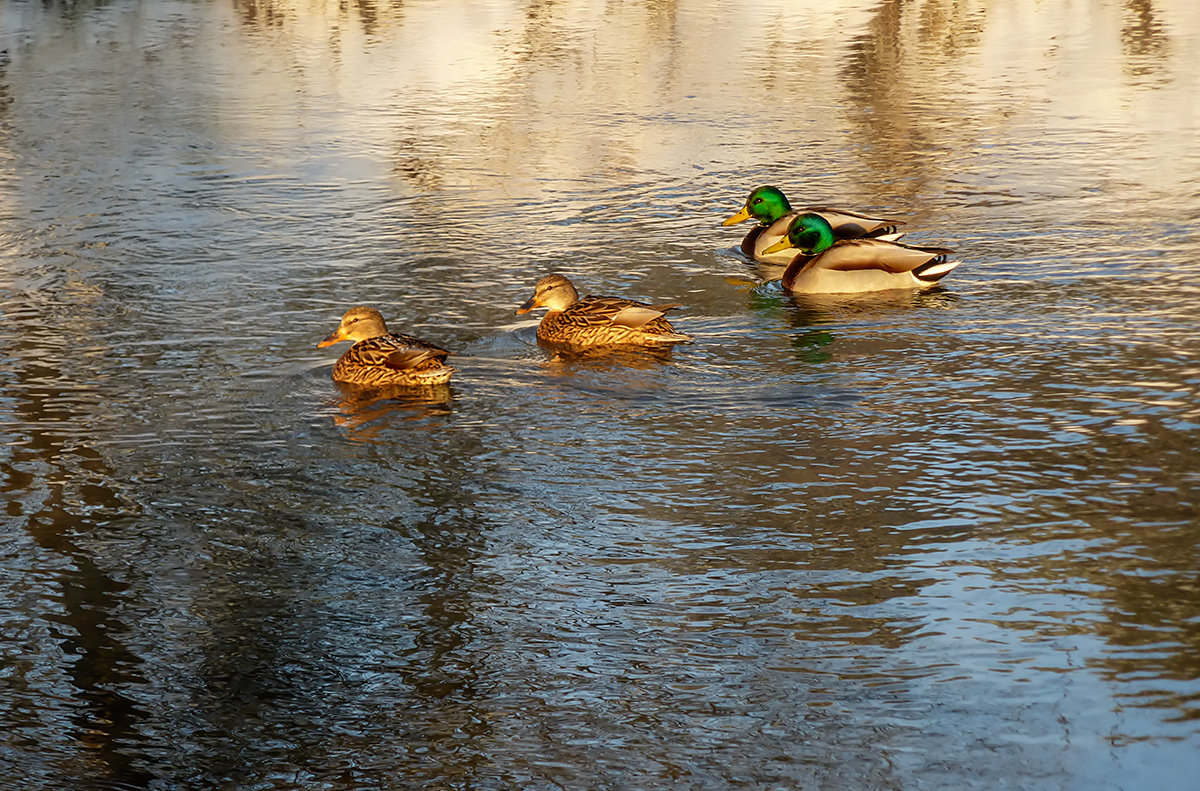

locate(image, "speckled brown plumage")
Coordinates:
318 306 453 387
517 275 692 350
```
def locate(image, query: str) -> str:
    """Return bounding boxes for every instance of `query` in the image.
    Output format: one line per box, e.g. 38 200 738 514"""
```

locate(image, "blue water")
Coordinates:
1 1 1198 788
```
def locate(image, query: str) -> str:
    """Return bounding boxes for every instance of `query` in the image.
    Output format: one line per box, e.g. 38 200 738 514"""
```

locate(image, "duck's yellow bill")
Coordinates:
762 238 793 255
721 206 752 226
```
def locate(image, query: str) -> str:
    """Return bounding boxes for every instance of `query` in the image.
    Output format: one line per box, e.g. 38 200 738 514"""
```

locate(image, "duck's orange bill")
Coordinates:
317 330 345 348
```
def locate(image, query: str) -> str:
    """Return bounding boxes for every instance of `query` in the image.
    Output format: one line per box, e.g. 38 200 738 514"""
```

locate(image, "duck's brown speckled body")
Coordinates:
517 275 692 349
318 306 453 387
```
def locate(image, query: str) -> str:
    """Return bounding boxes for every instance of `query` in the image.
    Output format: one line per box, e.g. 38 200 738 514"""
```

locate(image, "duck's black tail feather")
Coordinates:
913 252 961 282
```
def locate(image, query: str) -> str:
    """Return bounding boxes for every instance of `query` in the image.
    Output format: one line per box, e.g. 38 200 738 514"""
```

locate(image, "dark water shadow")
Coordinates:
233 0 406 39
1122 0 1170 80
369 420 519 786
0 307 154 787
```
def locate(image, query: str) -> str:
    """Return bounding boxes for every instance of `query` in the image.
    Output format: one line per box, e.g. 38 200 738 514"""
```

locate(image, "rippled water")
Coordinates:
2 0 1199 788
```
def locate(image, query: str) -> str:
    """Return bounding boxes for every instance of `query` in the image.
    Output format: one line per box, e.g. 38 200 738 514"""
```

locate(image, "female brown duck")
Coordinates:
317 306 454 386
516 274 692 349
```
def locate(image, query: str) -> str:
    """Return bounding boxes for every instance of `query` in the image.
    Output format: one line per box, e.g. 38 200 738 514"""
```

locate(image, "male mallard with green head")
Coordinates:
761 212 959 294
723 185 905 265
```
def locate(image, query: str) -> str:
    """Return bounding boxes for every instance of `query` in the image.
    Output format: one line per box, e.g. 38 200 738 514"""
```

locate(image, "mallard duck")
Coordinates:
516 274 692 349
723 185 905 265
317 306 454 386
762 212 960 294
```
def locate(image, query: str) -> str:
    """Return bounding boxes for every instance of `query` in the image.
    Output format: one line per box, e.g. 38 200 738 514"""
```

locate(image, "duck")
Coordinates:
761 212 960 294
516 274 693 349
722 185 906 265
317 306 454 386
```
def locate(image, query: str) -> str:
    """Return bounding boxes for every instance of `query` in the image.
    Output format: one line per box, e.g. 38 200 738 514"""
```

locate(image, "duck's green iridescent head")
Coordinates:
722 185 792 226
762 212 837 255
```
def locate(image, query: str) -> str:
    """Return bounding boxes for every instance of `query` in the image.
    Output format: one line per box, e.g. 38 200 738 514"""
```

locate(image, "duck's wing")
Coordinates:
806 207 907 239
563 296 691 339
811 238 954 274
567 296 658 328
352 334 451 370
609 305 670 329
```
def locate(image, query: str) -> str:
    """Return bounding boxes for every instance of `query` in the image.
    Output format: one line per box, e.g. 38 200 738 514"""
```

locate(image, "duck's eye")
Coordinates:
751 197 762 205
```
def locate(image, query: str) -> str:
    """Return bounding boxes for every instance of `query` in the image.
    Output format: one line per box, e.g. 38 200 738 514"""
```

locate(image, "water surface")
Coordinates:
1 0 1199 789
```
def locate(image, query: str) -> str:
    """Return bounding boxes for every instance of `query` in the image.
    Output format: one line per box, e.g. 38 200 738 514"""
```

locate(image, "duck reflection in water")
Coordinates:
330 380 453 436
783 285 961 318
316 306 455 436
539 343 680 372
741 282 961 365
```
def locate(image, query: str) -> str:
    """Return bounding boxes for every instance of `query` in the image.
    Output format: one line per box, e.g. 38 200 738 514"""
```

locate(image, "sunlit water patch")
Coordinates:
2 0 1199 789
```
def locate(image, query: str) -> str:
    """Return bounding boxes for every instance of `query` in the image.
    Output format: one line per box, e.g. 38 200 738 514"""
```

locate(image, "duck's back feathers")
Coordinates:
742 209 905 265
811 238 954 274
540 295 691 347
806 207 906 241
782 238 960 294
332 333 453 387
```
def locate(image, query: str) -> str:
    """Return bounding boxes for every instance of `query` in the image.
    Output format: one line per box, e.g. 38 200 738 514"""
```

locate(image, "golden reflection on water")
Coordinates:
330 382 454 438
535 343 681 371
212 0 1200 207
2 0 1200 787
